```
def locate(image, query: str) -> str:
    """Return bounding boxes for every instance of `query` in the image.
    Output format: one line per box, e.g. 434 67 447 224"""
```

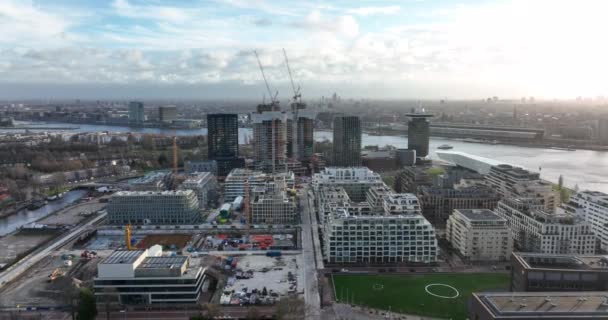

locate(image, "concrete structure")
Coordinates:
436 150 511 175
446 209 512 261
565 191 608 251
286 108 315 165
128 101 144 125
207 113 243 177
252 111 287 173
224 168 295 202
185 160 217 176
418 185 500 227
251 181 297 224
510 252 608 292
94 246 206 304
469 292 608 320
486 164 558 210
179 172 217 210
332 115 362 167
312 167 383 202
495 198 597 254
107 190 200 225
158 105 177 123
407 113 432 158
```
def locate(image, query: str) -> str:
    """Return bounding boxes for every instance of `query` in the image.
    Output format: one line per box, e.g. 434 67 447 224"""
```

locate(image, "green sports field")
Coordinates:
332 273 510 319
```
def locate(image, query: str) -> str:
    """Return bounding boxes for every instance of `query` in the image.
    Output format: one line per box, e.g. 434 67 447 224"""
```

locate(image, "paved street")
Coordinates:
299 185 321 319
0 212 106 290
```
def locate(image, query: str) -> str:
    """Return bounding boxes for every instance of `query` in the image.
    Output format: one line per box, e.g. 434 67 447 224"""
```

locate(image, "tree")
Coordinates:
77 288 97 320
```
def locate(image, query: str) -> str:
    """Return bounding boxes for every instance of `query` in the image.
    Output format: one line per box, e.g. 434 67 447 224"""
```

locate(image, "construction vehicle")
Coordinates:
47 268 64 282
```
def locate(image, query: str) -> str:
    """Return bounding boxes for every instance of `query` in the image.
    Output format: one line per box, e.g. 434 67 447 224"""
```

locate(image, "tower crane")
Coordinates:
254 50 278 106
282 48 301 107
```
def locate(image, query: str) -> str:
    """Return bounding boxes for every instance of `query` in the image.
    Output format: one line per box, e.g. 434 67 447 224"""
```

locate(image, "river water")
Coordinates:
0 190 87 236
3 122 608 193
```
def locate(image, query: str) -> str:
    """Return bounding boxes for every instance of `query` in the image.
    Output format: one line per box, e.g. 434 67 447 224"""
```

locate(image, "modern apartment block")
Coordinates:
332 115 362 167
94 246 207 304
313 167 383 202
393 167 432 193
251 181 297 225
510 252 608 292
323 202 437 264
252 111 287 173
128 101 144 125
107 190 200 225
446 209 512 261
486 164 558 210
469 292 608 320
179 172 217 210
207 113 243 177
224 168 295 202
406 113 433 158
495 198 597 254
286 109 315 165
418 185 500 227
564 191 608 251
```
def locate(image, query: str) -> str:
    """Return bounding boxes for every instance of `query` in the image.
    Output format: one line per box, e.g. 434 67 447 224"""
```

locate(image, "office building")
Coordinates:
332 115 362 167
128 101 144 125
407 113 432 158
469 292 608 320
323 196 437 264
312 167 383 202
185 160 217 176
486 164 558 210
564 191 608 251
107 190 200 225
252 111 287 173
510 252 608 292
179 172 217 210
494 198 597 254
224 168 294 202
158 105 177 124
446 209 512 261
94 246 207 304
418 185 500 227
207 113 243 177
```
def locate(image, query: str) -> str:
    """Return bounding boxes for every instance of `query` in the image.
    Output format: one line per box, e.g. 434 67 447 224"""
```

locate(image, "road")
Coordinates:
299 185 321 319
0 212 106 290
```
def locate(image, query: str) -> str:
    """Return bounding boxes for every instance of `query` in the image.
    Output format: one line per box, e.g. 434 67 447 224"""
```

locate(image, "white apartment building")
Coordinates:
494 198 597 255
486 164 558 210
565 191 608 251
107 190 199 225
179 172 217 210
251 191 297 224
446 209 513 261
313 167 383 202
224 168 295 202
323 203 437 264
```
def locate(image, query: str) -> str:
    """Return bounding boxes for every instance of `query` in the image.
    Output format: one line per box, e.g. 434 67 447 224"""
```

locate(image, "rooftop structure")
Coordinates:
470 292 608 320
435 150 512 175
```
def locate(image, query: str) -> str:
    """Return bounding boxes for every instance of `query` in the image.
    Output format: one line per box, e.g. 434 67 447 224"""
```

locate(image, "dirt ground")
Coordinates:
0 231 58 265
138 234 192 250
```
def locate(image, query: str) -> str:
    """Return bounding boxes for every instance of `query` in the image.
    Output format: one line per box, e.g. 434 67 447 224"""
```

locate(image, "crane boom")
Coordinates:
282 48 298 100
254 50 275 104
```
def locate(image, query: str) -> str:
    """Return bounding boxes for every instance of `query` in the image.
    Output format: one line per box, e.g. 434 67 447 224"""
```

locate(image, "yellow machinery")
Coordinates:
125 224 132 250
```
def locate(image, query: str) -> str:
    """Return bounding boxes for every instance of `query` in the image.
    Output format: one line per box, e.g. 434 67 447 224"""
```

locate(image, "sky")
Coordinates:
0 0 607 100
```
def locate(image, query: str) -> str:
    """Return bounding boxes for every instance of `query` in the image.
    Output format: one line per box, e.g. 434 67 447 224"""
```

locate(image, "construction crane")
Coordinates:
125 223 132 250
282 48 301 106
244 181 251 239
254 50 278 106
172 132 178 175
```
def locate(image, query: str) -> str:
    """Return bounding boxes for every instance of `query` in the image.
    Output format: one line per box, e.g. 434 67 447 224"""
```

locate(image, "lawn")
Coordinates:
332 273 510 320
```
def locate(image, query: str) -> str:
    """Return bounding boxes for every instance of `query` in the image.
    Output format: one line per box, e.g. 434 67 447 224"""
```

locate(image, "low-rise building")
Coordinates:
107 190 200 225
179 172 217 210
469 292 608 320
495 198 597 255
446 209 512 261
510 252 608 292
94 246 207 304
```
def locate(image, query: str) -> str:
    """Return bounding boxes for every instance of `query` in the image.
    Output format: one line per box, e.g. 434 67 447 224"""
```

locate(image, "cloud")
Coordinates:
0 1 73 47
291 10 359 38
111 0 193 23
252 18 272 27
347 6 401 16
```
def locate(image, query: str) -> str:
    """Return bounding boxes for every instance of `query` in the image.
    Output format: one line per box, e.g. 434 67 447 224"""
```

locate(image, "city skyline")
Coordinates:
1 0 608 100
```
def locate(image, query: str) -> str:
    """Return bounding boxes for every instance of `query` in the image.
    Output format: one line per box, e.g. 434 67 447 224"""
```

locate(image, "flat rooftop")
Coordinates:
457 209 503 221
100 250 145 265
137 256 187 269
514 252 608 271
476 292 608 318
